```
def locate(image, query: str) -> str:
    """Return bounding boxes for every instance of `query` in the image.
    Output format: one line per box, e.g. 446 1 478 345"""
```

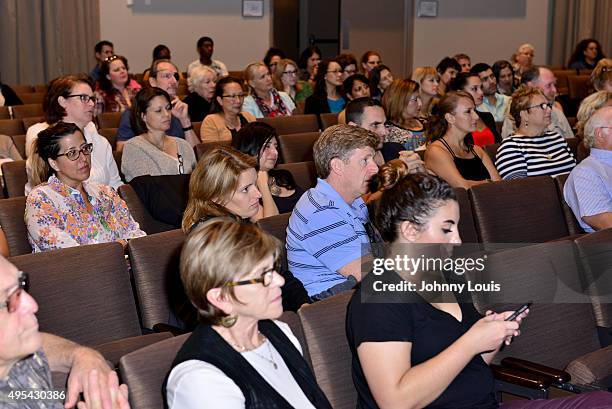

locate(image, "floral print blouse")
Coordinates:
25 176 146 252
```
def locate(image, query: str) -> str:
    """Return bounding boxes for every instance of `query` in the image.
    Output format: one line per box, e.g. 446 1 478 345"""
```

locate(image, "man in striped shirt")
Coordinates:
286 125 379 300
564 106 612 232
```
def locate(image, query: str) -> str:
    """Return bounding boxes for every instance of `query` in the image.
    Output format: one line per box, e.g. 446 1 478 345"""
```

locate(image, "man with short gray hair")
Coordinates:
563 106 612 232
501 66 574 139
287 125 379 299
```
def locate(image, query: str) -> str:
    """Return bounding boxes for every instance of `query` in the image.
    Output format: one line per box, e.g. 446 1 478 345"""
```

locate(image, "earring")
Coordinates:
220 315 237 328
525 119 529 128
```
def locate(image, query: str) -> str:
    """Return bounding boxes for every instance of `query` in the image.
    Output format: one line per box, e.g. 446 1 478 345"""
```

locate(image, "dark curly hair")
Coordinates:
371 160 456 242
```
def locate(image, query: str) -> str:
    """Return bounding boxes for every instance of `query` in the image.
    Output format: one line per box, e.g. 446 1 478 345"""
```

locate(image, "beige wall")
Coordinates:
412 0 550 69
99 0 272 73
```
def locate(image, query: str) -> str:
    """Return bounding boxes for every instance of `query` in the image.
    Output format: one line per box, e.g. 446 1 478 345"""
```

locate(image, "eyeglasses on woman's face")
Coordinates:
225 259 282 287
526 102 553 111
56 143 94 161
65 94 96 104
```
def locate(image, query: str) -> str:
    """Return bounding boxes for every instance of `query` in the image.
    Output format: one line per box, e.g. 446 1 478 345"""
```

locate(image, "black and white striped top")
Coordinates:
495 131 576 180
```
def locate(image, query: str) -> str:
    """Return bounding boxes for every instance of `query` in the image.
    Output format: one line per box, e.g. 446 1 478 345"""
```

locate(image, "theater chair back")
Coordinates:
469 176 569 243
128 230 186 330
0 196 31 255
298 291 356 409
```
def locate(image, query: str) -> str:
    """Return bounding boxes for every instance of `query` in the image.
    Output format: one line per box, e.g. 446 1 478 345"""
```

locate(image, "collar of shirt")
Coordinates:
48 175 97 206
315 178 365 214
590 148 612 166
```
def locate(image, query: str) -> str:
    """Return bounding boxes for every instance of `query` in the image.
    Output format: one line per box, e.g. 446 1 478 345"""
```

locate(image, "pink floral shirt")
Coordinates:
25 176 145 252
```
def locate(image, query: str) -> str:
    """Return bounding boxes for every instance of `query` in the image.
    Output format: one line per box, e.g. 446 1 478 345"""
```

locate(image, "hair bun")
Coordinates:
378 159 410 191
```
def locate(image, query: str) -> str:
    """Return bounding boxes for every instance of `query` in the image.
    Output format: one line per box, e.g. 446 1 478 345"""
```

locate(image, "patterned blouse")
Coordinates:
94 79 142 116
385 122 427 151
25 176 145 252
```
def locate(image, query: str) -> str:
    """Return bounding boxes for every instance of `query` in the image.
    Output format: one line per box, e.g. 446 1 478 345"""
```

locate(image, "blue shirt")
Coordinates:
116 109 185 142
563 148 612 233
478 93 511 123
89 65 102 83
327 98 346 114
286 179 371 296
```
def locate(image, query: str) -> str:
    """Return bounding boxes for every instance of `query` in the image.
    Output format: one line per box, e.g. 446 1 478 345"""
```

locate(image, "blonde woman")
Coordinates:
382 79 426 151
412 66 440 119
242 62 295 118
272 59 313 106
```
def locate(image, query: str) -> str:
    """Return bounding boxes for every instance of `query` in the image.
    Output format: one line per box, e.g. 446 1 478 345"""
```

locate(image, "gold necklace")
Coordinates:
227 331 278 370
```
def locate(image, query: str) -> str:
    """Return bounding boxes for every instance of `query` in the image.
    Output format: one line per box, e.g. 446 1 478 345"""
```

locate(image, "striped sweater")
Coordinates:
495 131 576 180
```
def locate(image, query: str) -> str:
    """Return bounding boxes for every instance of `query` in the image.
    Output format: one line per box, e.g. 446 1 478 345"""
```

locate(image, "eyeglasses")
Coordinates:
282 70 297 76
225 260 281 287
221 94 245 100
526 102 554 111
56 143 94 161
65 94 96 104
158 71 180 81
1 272 28 313
178 153 184 174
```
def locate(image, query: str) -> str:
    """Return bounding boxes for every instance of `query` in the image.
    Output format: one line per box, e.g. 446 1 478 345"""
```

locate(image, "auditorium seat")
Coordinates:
553 173 584 236
566 137 580 159
0 196 30 255
469 176 570 243
1 160 27 197
277 132 319 163
574 229 612 347
0 106 10 119
22 116 44 132
19 93 45 105
319 112 339 130
9 242 172 364
98 127 118 150
97 111 122 129
10 84 34 94
119 333 190 409
11 103 43 119
118 184 175 234
484 143 499 162
257 213 291 270
10 134 26 159
194 140 232 161
192 121 202 138
276 161 317 190
567 75 591 100
468 240 611 387
127 229 185 331
258 114 319 135
298 291 356 409
33 84 48 93
0 119 25 136
453 187 479 243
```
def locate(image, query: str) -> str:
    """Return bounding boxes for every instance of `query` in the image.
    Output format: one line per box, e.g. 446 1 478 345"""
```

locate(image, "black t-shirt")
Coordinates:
345 270 497 409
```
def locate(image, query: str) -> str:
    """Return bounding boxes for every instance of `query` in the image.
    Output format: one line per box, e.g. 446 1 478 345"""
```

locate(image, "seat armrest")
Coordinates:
491 364 551 390
153 323 187 336
501 357 571 384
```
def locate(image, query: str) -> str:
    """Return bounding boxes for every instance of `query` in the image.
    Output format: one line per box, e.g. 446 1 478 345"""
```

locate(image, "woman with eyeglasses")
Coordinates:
26 122 145 252
272 59 313 108
25 75 122 194
201 76 256 142
304 58 346 115
337 53 358 81
382 79 427 151
424 91 500 188
242 62 295 119
166 218 329 409
93 54 142 116
449 72 501 146
121 87 197 182
495 86 576 180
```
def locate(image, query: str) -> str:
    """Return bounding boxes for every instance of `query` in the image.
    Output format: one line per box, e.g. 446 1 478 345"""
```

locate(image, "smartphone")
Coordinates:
505 302 532 321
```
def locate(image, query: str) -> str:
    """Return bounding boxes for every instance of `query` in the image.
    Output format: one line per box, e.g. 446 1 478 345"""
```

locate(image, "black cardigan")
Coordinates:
167 321 332 408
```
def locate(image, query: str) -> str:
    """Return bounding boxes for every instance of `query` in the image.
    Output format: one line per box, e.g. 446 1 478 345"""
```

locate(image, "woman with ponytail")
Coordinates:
347 161 610 409
26 122 144 252
424 91 500 188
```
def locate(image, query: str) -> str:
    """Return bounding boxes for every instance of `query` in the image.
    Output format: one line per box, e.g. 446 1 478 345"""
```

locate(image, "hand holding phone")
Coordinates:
505 302 532 322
